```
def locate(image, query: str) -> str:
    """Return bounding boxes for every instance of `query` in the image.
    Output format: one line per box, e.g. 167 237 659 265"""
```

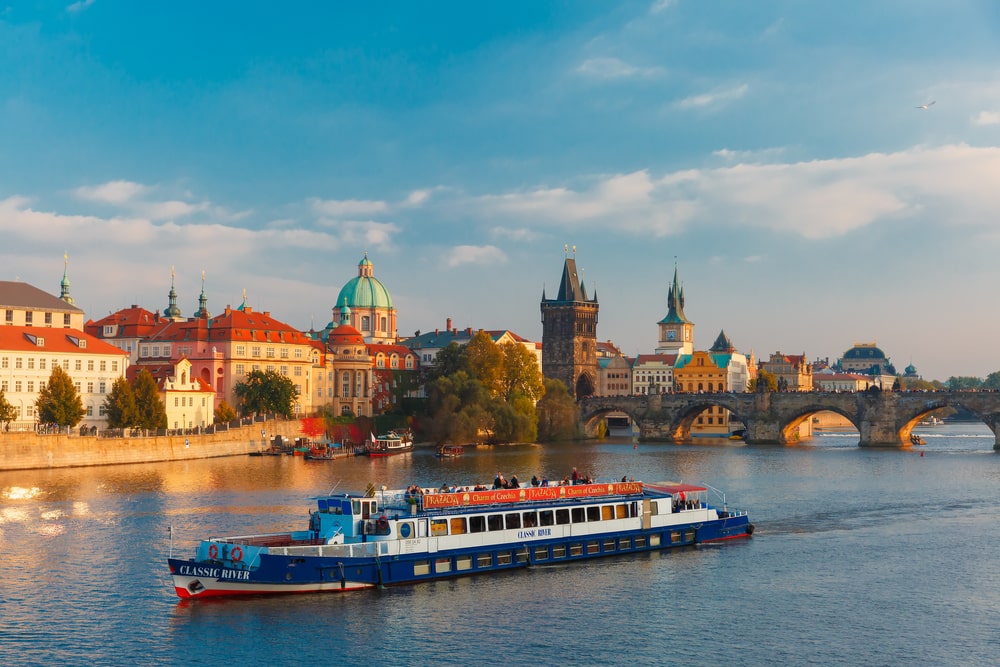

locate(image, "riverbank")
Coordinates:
0 419 302 471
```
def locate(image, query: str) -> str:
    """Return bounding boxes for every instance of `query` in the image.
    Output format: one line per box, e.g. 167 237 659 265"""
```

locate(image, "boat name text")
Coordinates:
178 565 251 581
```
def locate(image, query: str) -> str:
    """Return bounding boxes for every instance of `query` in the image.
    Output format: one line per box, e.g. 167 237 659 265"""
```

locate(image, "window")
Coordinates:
587 506 601 521
504 513 521 530
361 316 371 331
469 516 486 533
555 509 570 525
294 348 303 358
75 360 82 371
88 360 94 371
87 382 94 393
103 325 115 336
15 381 22 392
27 358 34 369
44 312 52 325
235 364 245 375
25 311 33 324
111 361 118 372
539 510 554 526
99 404 106 416
27 381 34 392
266 347 275 358
86 405 93 416
15 358 22 369
293 366 301 376
235 345 246 356
0 357 6 368
571 507 586 523
280 348 289 359
251 346 261 357
99 382 106 393
280 366 288 376
74 382 81 392
4 310 12 323
63 313 71 326
487 514 505 531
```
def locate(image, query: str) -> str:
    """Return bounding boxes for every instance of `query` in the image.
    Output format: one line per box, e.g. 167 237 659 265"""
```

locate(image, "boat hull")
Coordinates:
168 514 751 599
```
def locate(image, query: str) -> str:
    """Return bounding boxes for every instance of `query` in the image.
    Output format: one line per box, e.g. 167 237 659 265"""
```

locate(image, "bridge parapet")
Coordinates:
578 391 1000 449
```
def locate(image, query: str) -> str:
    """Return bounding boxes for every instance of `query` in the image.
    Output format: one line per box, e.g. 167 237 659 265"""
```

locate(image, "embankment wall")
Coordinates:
0 419 302 471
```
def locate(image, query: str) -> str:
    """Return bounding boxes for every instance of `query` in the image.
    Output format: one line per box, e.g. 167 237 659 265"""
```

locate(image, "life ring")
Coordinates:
231 545 243 562
208 544 218 559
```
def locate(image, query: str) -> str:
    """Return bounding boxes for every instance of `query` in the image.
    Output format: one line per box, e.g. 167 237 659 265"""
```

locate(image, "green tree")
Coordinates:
946 376 982 391
104 377 139 428
214 399 236 424
234 369 300 418
36 365 85 427
424 371 493 444
462 331 504 397
982 371 1000 391
133 369 168 429
0 389 16 429
900 377 938 391
536 378 580 442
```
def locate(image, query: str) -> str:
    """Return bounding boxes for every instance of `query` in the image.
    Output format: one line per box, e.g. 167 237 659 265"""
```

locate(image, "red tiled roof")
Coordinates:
0 326 129 357
85 305 165 338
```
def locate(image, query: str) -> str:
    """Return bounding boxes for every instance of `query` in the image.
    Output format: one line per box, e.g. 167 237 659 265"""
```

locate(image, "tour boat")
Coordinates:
360 431 413 457
436 444 464 458
167 479 754 599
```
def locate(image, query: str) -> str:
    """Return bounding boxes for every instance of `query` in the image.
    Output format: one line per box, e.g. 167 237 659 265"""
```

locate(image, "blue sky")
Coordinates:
3 1 1000 382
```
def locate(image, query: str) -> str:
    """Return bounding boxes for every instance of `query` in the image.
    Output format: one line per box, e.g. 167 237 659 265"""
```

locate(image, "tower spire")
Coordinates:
164 265 182 320
59 252 75 305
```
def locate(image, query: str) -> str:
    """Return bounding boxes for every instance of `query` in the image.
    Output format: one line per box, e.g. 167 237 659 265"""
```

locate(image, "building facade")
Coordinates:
759 352 813 391
328 253 397 344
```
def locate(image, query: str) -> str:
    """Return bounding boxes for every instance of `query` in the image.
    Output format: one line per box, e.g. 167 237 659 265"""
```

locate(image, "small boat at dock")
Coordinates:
359 430 413 457
436 444 464 458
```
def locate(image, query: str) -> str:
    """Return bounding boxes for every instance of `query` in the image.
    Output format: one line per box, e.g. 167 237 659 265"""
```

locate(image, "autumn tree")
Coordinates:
214 399 236 424
0 389 16 429
35 365 85 427
104 377 139 428
133 369 168 430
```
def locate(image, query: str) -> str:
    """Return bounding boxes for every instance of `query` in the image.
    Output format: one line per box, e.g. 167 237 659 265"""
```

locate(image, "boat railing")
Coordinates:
266 541 388 559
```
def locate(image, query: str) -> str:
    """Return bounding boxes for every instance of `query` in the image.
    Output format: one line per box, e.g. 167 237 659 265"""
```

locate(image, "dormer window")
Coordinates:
36 337 45 347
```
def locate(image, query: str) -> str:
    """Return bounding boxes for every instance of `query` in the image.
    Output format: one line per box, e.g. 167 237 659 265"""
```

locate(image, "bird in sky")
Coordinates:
916 101 936 110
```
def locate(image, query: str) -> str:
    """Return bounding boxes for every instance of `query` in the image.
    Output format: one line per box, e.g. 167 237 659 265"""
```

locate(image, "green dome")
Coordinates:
336 254 394 310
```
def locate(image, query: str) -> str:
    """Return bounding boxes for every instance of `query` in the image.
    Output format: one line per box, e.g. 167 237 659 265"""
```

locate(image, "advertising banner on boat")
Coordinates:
422 482 643 509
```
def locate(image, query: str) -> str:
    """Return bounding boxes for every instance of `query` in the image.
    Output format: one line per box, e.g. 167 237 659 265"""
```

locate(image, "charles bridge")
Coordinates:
579 391 1000 449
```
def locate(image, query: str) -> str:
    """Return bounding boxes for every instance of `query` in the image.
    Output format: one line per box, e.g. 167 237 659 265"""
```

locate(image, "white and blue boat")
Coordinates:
168 480 753 599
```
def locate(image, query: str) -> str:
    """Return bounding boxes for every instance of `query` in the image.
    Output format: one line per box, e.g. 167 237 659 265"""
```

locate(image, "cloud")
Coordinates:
469 144 1000 241
713 147 787 163
491 226 543 242
322 220 401 249
972 111 1000 126
676 83 749 110
649 0 676 14
576 57 665 80
446 245 507 268
309 197 389 217
74 180 149 204
66 0 95 13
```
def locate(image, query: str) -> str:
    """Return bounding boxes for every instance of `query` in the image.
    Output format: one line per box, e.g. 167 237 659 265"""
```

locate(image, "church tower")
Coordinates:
655 264 694 355
540 246 599 397
59 252 74 305
164 266 183 321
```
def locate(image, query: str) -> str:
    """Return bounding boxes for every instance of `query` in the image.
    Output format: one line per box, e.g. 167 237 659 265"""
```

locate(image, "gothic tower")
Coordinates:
540 247 599 397
655 264 694 355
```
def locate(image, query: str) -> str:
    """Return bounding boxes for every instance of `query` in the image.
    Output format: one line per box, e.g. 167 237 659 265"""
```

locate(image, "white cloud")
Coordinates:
470 144 1000 241
404 189 431 206
649 0 676 14
446 245 507 268
576 57 664 80
327 220 401 249
66 0 95 14
74 180 149 204
676 83 749 110
309 197 389 217
491 226 543 242
972 111 1000 126
713 146 787 163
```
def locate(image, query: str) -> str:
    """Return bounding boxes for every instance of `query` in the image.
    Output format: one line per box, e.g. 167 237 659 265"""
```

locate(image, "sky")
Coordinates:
3 1 1000 382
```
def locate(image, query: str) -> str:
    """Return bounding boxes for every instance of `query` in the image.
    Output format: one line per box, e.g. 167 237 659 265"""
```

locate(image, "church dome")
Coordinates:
328 323 365 346
335 253 394 310
842 344 886 360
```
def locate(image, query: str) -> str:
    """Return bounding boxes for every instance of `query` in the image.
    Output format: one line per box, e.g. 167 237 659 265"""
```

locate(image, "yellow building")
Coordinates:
672 331 750 434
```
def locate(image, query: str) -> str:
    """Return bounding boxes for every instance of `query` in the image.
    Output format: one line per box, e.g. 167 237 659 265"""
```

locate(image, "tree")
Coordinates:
536 379 579 442
462 331 504 397
982 371 1000 391
36 365 85 427
234 369 300 418
748 370 778 393
104 377 139 428
133 369 168 429
0 389 16 429
498 342 544 403
425 342 465 383
214 399 236 424
300 416 326 440
946 376 982 391
424 371 493 444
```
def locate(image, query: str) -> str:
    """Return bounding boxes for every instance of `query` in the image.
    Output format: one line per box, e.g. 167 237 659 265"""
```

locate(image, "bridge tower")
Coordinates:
655 263 694 355
541 247 599 397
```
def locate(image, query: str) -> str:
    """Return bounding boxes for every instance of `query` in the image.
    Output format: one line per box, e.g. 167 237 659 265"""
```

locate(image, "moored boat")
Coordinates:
360 430 413 457
436 444 464 458
167 478 753 599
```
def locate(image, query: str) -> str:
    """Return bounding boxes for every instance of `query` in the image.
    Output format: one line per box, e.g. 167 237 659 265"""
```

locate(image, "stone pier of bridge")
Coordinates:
578 391 1000 449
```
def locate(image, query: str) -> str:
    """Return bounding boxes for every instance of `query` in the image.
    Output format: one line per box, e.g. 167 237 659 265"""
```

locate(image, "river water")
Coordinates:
1 422 997 666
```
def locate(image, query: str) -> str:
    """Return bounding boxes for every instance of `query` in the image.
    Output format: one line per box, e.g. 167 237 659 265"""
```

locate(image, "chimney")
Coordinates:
446 317 452 332
435 328 439 335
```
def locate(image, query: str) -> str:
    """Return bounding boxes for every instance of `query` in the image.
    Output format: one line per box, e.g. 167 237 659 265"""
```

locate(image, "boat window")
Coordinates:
414 560 430 576
630 502 638 518
569 543 583 556
539 510 554 526
476 553 492 568
601 506 614 521
497 552 513 566
586 540 600 554
571 507 586 523
521 511 538 528
515 548 529 564
430 519 448 537
634 535 647 547
650 534 661 547
450 517 467 535
435 557 452 574
586 506 601 521
534 546 549 561
352 500 361 515
505 513 521 530
649 501 659 516
555 509 570 525
670 531 682 544
397 521 414 539
469 516 486 533
487 514 504 531
616 504 627 519
456 556 472 571
603 539 616 551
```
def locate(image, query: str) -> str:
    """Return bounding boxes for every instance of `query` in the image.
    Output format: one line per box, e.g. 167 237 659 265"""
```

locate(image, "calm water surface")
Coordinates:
1 423 997 666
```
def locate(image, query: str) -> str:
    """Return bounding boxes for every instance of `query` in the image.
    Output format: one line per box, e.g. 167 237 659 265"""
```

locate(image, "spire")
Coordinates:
237 287 248 311
710 329 735 353
658 262 691 324
59 252 74 305
340 296 352 325
164 265 182 319
194 270 210 319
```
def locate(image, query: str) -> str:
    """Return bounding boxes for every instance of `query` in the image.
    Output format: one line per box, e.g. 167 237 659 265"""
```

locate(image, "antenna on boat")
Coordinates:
700 483 726 512
168 525 174 559
327 480 342 496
